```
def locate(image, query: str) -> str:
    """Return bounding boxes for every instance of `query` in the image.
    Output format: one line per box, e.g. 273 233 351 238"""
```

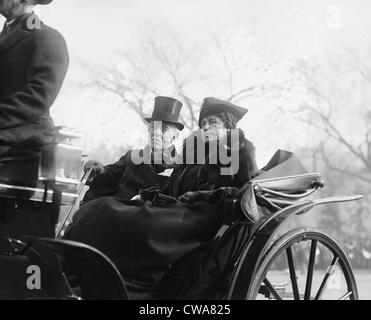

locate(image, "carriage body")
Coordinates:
0 141 363 300
226 177 361 300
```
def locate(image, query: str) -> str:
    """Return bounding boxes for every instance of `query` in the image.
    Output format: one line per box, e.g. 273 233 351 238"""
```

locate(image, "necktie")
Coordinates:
0 22 10 39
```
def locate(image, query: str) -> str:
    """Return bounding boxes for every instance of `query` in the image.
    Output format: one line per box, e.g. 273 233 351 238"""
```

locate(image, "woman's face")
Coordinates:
200 115 228 142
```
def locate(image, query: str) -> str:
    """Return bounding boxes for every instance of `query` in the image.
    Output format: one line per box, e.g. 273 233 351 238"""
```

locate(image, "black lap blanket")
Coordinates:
64 196 224 299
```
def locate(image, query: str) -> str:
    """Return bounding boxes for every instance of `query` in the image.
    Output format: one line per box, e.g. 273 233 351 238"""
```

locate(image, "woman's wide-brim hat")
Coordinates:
144 96 184 131
35 0 53 5
198 97 248 127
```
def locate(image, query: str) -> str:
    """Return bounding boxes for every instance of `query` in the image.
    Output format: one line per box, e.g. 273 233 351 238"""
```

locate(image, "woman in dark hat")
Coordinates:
165 97 258 197
65 97 258 299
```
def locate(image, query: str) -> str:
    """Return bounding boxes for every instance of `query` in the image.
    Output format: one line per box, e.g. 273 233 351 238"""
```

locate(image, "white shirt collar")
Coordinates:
5 18 17 27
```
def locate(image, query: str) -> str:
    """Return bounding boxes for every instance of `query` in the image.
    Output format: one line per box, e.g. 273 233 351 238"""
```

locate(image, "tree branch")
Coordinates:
319 145 371 184
302 100 371 171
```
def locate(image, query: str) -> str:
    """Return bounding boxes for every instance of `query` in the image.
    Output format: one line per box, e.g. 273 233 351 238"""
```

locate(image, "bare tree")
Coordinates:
82 31 203 131
82 28 287 131
294 52 371 184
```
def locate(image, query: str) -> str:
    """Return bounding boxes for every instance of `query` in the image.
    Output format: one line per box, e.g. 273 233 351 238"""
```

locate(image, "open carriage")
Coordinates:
0 129 363 300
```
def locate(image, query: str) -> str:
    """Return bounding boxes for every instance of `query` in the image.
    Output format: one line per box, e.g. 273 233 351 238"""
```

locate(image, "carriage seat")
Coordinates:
238 149 327 224
238 173 325 224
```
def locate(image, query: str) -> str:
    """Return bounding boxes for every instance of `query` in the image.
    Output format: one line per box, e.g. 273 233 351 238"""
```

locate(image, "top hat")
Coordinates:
35 0 53 5
145 96 184 131
198 97 248 127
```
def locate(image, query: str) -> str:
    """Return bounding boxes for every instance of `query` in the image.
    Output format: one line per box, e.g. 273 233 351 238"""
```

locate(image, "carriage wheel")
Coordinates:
248 228 358 300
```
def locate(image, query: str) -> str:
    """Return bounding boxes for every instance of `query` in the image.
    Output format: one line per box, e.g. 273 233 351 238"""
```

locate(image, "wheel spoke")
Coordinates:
315 256 339 300
304 240 317 300
339 292 352 300
263 278 283 300
286 246 300 300
249 229 358 301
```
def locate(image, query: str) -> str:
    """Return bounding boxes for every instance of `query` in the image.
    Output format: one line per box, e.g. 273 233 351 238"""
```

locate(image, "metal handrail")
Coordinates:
55 167 94 238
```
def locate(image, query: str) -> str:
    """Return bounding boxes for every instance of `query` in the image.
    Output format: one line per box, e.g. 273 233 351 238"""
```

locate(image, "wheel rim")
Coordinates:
248 228 358 300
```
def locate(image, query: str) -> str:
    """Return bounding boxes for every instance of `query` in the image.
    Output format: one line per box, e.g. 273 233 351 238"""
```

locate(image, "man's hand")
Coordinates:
83 160 104 176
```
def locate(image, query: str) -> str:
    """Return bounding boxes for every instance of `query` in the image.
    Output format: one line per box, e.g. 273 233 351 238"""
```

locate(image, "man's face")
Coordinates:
0 0 18 17
148 121 179 152
0 0 32 19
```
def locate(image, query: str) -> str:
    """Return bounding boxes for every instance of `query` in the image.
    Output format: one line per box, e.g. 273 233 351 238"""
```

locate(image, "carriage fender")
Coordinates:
311 195 364 207
256 194 364 236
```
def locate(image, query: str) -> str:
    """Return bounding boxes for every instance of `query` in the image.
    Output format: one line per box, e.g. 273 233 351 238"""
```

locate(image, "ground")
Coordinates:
262 269 371 300
354 270 371 300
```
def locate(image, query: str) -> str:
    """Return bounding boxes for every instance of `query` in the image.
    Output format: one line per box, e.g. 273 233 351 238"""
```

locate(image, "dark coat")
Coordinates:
0 14 69 148
83 149 171 202
162 128 258 197
65 130 258 299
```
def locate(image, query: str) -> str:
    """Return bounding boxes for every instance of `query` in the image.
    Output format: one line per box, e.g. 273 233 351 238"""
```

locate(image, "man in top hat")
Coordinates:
0 0 69 157
82 96 184 203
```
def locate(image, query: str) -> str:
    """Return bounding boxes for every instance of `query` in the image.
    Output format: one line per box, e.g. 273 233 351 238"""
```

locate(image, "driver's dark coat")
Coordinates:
0 14 69 148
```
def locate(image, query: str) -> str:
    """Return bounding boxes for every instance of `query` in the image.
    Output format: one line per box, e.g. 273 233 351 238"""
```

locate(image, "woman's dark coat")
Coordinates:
65 129 258 299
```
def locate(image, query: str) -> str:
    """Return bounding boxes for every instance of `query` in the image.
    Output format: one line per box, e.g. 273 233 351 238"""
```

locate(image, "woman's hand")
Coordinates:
179 190 213 203
179 187 240 203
